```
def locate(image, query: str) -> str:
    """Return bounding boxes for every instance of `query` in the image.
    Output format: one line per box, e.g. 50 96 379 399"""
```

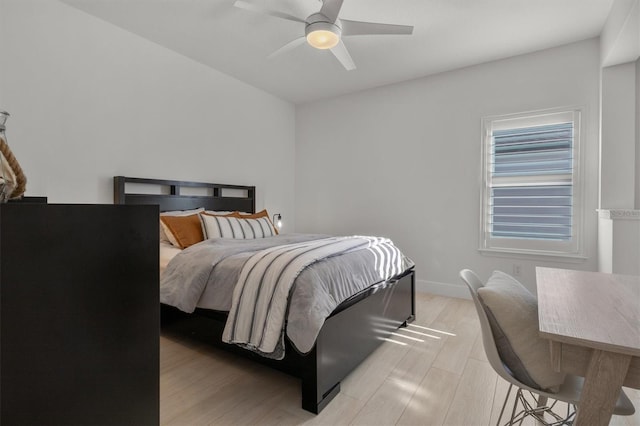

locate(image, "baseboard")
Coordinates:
415 279 470 300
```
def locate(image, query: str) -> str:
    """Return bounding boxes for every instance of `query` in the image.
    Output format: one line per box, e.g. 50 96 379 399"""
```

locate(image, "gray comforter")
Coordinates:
160 234 414 356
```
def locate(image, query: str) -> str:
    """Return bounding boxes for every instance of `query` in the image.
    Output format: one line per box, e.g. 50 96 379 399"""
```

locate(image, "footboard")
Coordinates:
300 269 415 413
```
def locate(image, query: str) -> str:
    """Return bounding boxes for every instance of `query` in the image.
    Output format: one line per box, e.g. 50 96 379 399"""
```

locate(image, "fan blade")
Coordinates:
341 19 414 36
268 37 306 58
319 0 344 23
330 40 355 71
234 0 306 24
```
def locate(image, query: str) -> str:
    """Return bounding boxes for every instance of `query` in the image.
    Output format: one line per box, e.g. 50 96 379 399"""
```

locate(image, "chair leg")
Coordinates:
509 388 523 425
497 383 514 426
535 395 548 424
518 391 575 426
537 395 548 409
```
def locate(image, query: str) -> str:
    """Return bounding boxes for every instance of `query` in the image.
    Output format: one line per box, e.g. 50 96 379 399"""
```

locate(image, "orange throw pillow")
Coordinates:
159 214 204 249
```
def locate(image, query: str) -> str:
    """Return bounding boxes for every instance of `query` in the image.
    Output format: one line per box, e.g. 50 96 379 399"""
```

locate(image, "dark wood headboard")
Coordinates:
113 176 255 213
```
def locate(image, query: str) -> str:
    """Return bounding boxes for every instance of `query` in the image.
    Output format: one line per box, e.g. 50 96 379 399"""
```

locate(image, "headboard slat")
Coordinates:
113 176 256 213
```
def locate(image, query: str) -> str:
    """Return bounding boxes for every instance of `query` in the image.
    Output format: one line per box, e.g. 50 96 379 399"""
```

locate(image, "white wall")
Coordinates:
0 0 296 220
637 57 640 208
600 62 637 208
295 40 601 295
599 0 640 209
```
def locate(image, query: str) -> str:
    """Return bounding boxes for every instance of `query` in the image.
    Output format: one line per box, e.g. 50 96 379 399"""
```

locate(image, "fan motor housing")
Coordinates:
305 21 341 36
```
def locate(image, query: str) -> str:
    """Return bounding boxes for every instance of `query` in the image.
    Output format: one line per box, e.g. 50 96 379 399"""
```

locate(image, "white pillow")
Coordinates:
478 270 565 392
200 214 276 239
159 208 204 246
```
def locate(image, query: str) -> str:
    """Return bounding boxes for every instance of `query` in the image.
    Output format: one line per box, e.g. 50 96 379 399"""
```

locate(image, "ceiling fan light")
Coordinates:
305 21 341 50
306 29 339 49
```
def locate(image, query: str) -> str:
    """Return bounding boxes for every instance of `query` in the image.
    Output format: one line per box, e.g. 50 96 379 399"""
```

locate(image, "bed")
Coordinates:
113 176 416 414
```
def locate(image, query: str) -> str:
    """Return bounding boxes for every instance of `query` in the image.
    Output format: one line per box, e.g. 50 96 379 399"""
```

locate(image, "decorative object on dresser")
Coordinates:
0 202 159 425
0 110 27 202
114 175 416 414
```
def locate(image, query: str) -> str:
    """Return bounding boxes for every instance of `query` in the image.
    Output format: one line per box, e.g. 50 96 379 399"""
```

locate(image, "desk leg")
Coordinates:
574 349 632 426
549 341 562 372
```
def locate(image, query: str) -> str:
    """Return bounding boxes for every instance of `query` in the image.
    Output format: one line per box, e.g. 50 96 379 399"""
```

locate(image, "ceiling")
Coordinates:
60 0 615 104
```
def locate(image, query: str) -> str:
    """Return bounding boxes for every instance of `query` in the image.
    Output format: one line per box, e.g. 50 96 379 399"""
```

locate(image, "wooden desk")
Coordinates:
536 267 640 426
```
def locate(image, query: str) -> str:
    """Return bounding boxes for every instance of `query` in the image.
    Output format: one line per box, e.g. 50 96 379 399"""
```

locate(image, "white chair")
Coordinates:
460 269 635 426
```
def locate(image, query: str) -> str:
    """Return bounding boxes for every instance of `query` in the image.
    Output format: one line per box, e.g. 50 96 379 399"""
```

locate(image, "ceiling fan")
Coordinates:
234 0 414 70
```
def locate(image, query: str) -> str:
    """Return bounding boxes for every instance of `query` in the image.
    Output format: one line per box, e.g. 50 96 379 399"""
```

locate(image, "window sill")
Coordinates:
478 247 587 263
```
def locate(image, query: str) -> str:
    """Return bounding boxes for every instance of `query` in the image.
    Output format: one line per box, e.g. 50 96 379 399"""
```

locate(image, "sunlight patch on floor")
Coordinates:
390 331 424 343
408 323 456 336
381 337 408 346
401 328 442 339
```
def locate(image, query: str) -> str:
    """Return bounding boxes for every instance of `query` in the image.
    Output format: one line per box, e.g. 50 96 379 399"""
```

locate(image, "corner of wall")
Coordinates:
600 0 640 66
416 279 470 300
600 62 638 208
636 58 640 208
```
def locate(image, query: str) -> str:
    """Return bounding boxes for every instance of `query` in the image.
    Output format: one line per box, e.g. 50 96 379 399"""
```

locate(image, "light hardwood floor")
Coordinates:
160 293 640 425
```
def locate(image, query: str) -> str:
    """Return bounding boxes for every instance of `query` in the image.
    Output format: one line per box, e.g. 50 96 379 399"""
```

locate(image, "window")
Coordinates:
480 108 583 257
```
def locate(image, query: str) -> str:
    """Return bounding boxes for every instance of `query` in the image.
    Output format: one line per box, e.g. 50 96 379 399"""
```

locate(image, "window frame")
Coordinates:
479 107 585 259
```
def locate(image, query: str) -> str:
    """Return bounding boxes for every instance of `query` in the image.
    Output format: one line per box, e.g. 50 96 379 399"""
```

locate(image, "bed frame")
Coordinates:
113 176 415 414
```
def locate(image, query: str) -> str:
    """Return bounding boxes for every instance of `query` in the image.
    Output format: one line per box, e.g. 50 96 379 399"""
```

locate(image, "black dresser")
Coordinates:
0 203 159 425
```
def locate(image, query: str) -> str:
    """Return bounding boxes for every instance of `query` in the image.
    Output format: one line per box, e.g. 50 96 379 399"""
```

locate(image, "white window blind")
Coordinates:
481 109 582 257
491 122 573 240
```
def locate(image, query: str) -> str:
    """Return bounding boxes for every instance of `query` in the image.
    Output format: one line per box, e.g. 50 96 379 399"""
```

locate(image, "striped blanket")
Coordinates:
222 236 407 359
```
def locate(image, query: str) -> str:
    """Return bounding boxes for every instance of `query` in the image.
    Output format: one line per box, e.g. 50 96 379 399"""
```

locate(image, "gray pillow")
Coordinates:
478 271 565 392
